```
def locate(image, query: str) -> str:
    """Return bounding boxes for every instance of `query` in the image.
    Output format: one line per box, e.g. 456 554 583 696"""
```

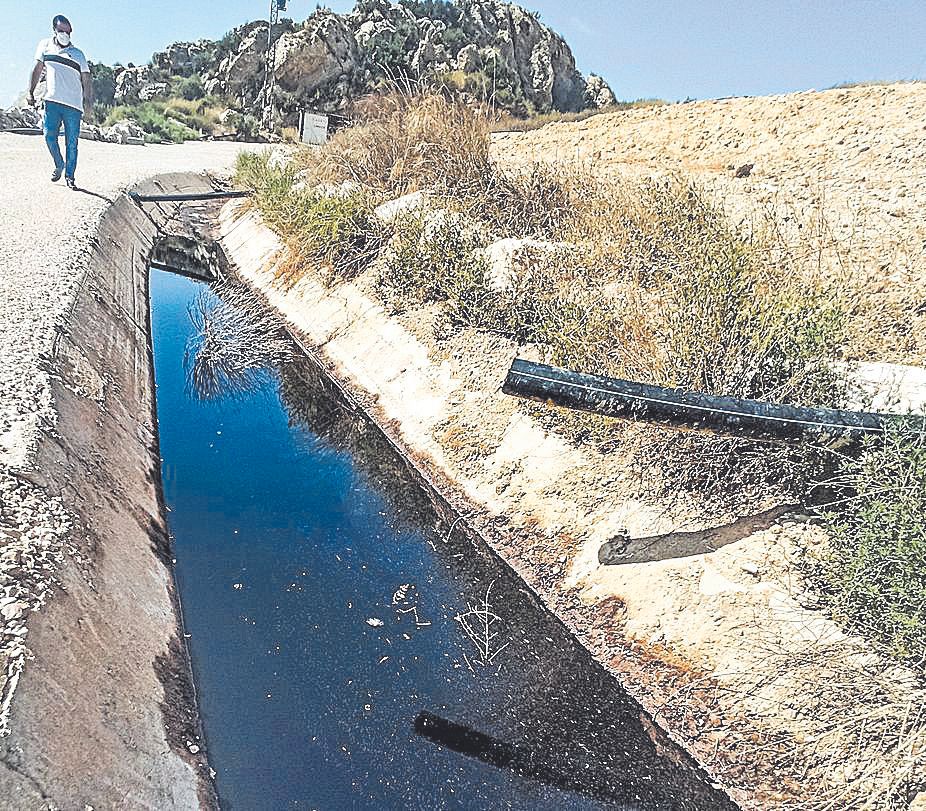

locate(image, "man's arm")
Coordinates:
28 61 43 105
81 72 93 114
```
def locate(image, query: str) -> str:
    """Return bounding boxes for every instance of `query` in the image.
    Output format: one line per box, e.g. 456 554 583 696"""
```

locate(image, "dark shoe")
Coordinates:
66 177 76 190
51 168 63 182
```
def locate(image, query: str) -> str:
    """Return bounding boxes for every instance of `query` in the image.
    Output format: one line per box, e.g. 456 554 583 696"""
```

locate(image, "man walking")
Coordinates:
28 15 92 190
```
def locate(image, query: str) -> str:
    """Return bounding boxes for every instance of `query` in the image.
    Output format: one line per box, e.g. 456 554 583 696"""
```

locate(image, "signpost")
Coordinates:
261 0 288 130
299 111 329 145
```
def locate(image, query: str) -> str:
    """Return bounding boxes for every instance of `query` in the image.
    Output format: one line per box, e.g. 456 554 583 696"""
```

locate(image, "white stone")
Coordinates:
482 237 565 293
374 191 427 224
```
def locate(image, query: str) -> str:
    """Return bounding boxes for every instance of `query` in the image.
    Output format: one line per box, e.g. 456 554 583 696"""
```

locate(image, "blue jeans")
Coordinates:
43 101 82 179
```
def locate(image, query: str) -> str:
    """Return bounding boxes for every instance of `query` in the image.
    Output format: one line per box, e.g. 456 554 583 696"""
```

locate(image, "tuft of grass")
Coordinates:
811 424 926 666
236 151 387 284
298 92 494 200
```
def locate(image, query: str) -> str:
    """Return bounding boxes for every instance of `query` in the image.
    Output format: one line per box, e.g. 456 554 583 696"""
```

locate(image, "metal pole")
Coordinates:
262 0 282 131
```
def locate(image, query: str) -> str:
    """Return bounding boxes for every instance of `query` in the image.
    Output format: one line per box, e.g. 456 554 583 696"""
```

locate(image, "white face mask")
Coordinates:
55 32 71 47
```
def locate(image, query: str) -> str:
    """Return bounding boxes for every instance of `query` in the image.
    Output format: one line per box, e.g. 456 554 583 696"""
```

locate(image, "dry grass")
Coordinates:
295 92 492 199
702 636 926 809
248 91 849 511
490 98 667 133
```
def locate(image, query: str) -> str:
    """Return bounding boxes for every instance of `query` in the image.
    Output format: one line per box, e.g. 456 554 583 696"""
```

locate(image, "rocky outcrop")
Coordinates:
114 65 151 104
152 40 211 78
584 74 616 109
103 119 147 145
455 0 587 111
204 23 271 106
196 0 614 121
52 0 615 140
273 13 359 98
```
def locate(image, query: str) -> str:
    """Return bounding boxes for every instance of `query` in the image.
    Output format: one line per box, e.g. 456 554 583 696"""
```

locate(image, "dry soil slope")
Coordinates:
493 81 926 364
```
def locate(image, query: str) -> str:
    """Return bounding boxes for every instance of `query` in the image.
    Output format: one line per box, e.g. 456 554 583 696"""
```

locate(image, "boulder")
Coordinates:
482 237 567 293
78 124 104 141
583 74 617 109
455 44 482 73
114 65 151 104
152 40 210 78
139 82 170 101
273 13 359 98
222 25 267 98
309 180 362 199
374 191 428 224
0 106 40 130
103 119 147 145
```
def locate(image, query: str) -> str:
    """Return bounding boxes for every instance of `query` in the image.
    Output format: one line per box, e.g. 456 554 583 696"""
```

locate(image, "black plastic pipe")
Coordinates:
503 359 921 446
129 190 251 203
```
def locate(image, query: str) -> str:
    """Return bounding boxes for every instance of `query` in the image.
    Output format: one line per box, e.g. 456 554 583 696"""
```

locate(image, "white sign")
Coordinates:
300 113 329 146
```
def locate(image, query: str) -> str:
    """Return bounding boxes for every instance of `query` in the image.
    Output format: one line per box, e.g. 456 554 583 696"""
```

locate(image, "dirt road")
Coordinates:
0 133 249 470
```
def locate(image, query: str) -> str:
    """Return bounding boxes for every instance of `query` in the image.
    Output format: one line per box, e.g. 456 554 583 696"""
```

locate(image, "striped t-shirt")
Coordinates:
34 38 90 112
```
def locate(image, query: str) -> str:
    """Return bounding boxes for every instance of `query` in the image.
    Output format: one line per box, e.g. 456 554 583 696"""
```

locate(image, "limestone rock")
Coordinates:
483 237 566 293
456 44 482 73
310 180 362 199
584 74 617 109
374 191 428 224
113 65 151 104
139 82 170 102
112 0 616 125
78 124 104 141
456 0 587 111
273 13 359 98
103 119 147 145
217 24 268 102
152 40 211 78
0 106 40 130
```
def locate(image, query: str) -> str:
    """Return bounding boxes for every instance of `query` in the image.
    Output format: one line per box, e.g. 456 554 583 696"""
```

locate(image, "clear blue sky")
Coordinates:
2 0 925 107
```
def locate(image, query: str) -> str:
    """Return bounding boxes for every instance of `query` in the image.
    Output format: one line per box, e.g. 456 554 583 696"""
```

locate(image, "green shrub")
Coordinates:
89 62 116 107
812 425 926 666
378 213 607 352
175 74 205 101
378 212 492 326
236 151 387 283
105 102 199 143
223 110 261 140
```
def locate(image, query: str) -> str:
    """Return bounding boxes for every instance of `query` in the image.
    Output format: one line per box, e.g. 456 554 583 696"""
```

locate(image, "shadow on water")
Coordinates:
152 269 737 810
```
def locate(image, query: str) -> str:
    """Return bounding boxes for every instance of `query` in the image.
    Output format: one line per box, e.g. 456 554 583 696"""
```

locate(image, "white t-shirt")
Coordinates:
34 38 90 112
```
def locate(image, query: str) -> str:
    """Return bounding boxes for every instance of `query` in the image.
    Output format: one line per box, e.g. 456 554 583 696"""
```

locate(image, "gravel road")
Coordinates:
0 132 252 470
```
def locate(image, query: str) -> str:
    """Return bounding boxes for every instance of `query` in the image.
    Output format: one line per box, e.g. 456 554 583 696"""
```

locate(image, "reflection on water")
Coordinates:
151 270 736 810
185 282 292 400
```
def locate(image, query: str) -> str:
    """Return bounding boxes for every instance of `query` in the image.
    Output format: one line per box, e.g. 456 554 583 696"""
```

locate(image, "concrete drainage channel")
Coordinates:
1 179 738 808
